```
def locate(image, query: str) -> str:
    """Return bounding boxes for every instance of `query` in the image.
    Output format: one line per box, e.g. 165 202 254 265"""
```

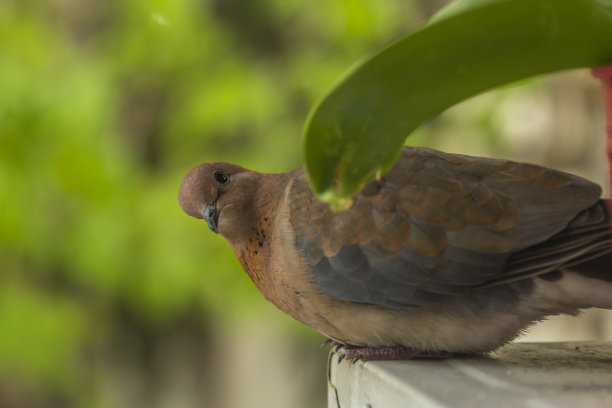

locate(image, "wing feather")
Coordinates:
291 146 604 308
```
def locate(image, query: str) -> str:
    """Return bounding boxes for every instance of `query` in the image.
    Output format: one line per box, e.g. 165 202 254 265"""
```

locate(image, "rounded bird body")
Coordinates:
178 146 612 355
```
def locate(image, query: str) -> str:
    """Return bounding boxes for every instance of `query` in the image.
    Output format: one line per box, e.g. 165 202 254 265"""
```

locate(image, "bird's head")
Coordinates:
178 162 259 242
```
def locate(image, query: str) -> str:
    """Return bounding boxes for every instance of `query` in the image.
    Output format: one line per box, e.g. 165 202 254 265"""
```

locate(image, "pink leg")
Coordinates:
337 345 452 363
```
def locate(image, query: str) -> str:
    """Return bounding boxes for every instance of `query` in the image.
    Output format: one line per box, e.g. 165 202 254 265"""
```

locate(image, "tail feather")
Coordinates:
560 198 611 283
481 200 611 287
568 251 612 282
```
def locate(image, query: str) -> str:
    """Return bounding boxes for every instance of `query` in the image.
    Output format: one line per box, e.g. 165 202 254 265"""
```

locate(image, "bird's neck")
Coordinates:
227 172 290 295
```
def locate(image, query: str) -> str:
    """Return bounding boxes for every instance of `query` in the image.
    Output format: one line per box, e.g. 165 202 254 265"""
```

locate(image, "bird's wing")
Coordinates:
289 147 602 308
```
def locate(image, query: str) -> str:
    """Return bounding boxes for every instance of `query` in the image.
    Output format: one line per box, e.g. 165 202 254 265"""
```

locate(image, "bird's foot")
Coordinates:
321 339 350 355
320 338 339 348
336 345 452 363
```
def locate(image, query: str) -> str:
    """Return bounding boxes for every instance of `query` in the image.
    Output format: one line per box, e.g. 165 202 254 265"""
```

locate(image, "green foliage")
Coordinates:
0 285 85 388
303 0 612 208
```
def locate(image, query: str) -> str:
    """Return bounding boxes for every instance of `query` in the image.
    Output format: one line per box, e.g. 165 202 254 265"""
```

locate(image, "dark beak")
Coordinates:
203 202 219 234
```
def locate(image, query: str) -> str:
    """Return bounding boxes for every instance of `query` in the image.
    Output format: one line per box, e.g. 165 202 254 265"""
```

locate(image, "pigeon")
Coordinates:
178 146 611 360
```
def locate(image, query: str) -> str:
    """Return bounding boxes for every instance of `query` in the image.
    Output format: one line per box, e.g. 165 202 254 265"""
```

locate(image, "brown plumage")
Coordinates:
178 146 612 357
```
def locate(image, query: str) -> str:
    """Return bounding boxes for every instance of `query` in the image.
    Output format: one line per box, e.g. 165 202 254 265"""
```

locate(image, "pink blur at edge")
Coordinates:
591 66 612 225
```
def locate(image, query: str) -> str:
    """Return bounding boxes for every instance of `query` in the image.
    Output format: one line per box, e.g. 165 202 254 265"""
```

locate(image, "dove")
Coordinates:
178 146 612 360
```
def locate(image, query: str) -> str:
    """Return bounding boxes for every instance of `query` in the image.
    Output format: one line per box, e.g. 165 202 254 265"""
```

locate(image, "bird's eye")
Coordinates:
213 170 230 186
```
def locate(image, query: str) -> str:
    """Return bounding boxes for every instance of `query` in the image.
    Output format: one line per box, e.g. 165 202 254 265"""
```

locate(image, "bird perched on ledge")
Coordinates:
178 146 612 361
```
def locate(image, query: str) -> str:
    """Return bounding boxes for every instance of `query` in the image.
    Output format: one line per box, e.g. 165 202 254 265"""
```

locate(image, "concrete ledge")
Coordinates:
328 342 612 408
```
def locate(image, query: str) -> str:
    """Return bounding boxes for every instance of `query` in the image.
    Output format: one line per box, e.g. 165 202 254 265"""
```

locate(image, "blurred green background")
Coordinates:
1 0 610 407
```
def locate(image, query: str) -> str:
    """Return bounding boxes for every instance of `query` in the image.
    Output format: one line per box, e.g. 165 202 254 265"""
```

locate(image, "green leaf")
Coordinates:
303 0 612 208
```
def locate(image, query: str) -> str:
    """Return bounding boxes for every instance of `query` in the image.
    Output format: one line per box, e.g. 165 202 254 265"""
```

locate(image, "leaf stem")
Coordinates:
592 66 612 225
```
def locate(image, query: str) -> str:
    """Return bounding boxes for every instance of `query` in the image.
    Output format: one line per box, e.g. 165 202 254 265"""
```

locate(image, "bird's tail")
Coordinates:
490 200 612 308
563 199 612 309
570 251 612 282
568 199 611 281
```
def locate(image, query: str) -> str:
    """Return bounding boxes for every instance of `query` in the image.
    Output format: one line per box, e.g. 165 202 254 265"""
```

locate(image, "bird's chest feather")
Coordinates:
236 207 322 317
235 212 277 300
